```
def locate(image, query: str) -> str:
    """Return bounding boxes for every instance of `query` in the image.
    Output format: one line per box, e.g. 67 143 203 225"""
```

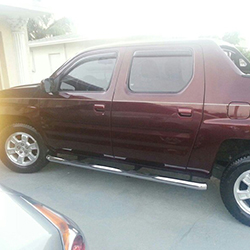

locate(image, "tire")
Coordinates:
0 124 48 173
220 155 250 226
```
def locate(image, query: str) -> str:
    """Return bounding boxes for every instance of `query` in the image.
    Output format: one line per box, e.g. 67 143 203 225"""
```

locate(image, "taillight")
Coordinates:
34 204 70 249
34 204 85 250
71 235 85 250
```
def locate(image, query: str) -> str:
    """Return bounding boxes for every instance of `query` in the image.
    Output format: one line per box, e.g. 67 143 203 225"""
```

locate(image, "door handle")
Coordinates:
178 108 192 117
94 104 105 113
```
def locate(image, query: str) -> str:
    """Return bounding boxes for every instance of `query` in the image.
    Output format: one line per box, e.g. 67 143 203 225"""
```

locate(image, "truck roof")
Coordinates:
78 39 221 53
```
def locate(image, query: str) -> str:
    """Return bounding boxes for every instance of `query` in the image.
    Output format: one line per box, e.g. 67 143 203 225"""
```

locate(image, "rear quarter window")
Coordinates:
129 51 193 93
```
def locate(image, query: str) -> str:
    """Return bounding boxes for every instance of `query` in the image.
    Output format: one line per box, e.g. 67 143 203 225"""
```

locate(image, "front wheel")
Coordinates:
220 156 250 226
0 124 48 173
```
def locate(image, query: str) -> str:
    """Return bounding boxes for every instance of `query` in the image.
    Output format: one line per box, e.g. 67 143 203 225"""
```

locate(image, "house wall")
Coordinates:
0 19 19 89
30 44 66 82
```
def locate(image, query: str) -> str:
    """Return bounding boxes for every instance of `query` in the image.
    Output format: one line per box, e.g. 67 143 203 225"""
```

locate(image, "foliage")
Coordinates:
222 32 242 46
27 14 72 41
222 32 250 61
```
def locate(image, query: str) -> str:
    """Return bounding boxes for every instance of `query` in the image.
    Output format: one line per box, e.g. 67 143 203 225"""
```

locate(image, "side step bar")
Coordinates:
47 155 207 191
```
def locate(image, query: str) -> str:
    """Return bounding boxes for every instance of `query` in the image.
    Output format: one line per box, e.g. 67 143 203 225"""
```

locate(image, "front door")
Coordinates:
111 44 205 169
39 50 122 156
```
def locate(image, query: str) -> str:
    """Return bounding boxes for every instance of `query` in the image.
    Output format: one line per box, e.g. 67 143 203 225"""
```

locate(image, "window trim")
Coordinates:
127 50 194 94
56 52 118 93
133 50 192 58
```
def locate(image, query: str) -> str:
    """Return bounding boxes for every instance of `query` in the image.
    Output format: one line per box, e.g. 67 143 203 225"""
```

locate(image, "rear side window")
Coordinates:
129 51 193 93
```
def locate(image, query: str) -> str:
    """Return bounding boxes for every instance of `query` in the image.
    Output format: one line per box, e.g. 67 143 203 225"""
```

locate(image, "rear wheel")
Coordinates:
0 124 48 173
220 156 250 226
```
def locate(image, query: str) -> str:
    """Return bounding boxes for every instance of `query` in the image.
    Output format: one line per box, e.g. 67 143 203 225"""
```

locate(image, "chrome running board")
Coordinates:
47 155 207 191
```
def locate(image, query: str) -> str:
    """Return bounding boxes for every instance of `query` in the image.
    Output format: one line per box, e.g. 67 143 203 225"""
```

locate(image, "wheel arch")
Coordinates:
213 139 250 179
0 115 34 132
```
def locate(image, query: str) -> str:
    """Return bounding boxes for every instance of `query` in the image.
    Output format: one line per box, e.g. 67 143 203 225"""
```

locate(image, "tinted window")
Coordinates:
221 45 250 74
223 49 237 63
60 58 116 92
129 55 193 93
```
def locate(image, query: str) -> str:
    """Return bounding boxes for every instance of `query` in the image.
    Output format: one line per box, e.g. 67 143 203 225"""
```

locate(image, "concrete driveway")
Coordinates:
0 160 250 250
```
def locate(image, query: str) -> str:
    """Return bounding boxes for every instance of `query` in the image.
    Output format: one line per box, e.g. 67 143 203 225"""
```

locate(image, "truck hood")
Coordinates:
0 83 42 98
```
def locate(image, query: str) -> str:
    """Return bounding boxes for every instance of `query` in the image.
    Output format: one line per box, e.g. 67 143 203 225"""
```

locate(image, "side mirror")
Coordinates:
43 78 56 94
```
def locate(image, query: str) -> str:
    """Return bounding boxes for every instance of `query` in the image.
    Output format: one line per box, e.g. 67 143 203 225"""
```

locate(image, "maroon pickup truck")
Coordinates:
1 40 250 226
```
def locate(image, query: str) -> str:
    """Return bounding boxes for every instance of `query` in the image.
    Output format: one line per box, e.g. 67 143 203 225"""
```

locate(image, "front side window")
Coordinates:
60 58 116 92
129 53 193 93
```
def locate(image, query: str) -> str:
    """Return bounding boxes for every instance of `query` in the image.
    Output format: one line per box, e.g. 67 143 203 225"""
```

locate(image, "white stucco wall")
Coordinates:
0 19 19 88
0 2 51 89
30 44 67 82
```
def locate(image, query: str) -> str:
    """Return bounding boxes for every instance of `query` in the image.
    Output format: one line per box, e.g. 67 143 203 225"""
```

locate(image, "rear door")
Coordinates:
111 44 204 169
